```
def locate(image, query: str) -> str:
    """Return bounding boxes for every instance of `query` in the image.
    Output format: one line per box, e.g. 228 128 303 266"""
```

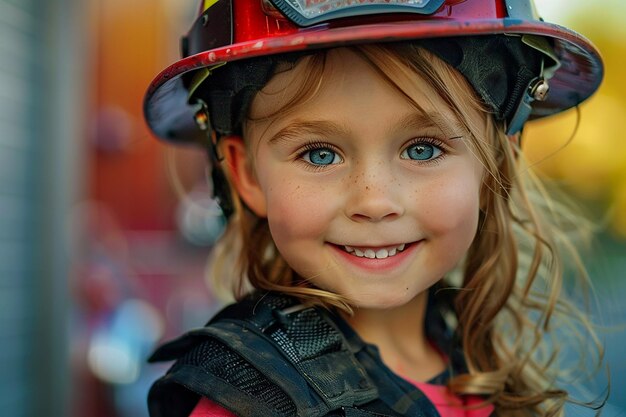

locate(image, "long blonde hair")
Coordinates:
209 43 602 416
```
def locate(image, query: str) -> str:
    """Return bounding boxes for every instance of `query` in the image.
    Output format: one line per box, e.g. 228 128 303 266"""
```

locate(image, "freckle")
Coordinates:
365 186 369 190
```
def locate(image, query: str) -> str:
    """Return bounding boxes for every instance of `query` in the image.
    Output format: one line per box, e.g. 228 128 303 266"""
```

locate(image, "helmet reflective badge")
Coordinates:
267 0 446 26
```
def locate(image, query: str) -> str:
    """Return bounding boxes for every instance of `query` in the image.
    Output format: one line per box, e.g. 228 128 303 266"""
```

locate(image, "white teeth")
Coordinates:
375 249 388 259
343 243 407 258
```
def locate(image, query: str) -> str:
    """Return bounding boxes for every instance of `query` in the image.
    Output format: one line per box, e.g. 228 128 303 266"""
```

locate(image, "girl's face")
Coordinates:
236 48 485 309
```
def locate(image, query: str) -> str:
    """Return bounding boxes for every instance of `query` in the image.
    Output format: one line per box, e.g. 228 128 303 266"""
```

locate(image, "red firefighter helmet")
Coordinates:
144 0 603 143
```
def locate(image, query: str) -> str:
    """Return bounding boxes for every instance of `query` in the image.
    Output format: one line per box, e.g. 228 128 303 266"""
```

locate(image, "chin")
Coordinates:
348 290 421 310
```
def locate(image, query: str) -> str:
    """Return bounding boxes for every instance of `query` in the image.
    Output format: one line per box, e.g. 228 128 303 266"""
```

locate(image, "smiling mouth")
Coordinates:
342 243 407 259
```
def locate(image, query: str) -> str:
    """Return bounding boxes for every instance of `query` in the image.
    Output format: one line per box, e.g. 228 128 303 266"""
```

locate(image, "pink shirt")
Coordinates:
188 380 494 417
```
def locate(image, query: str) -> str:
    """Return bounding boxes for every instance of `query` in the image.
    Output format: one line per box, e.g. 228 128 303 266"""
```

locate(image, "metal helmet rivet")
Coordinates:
530 78 550 101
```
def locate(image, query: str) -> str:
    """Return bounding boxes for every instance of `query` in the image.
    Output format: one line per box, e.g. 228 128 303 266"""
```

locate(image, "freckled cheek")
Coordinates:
264 178 337 242
416 175 481 238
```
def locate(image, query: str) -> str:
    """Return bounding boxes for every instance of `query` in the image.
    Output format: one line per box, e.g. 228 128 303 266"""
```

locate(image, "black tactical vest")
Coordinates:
147 291 470 417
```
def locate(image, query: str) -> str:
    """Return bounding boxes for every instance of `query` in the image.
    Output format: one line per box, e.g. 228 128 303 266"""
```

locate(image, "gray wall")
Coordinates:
0 0 86 415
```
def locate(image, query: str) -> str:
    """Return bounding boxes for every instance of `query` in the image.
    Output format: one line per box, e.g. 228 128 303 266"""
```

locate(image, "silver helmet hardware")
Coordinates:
530 78 550 102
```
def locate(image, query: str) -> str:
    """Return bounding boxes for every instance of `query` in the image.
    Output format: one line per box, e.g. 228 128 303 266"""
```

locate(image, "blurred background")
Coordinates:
0 0 623 416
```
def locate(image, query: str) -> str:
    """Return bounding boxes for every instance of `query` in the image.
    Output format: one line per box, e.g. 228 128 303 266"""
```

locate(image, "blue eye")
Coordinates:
401 142 442 161
303 147 342 166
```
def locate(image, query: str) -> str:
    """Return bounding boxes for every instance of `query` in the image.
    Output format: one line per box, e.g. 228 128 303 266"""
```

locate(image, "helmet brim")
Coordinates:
144 18 603 143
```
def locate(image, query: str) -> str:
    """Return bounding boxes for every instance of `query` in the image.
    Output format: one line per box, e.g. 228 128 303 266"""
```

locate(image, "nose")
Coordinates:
346 169 405 222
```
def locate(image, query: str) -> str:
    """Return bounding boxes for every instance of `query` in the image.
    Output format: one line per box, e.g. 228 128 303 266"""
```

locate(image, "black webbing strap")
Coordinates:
217 293 380 410
149 293 387 416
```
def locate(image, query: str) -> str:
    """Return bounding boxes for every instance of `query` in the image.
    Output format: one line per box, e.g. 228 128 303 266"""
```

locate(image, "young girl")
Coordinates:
143 1 605 416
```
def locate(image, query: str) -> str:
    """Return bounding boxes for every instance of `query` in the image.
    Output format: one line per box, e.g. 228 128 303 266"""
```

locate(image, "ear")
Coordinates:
220 136 267 217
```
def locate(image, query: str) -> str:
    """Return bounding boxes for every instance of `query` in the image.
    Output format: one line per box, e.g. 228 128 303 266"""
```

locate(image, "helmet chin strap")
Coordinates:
502 0 560 135
506 33 561 135
505 74 549 135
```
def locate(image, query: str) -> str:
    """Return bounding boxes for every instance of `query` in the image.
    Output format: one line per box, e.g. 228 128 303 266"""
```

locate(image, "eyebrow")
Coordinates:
268 120 350 145
267 112 466 146
392 112 466 139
